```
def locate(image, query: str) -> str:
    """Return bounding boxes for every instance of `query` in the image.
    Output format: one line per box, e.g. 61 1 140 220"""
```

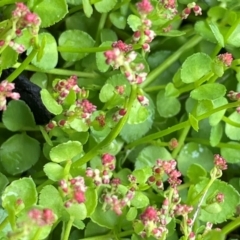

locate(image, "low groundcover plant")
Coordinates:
1 0 240 239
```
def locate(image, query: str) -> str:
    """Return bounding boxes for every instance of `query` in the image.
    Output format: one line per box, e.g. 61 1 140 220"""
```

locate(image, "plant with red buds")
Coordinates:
0 80 20 111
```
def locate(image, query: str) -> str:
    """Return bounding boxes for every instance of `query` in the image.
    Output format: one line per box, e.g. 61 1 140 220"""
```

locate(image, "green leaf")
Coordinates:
106 74 131 95
127 14 141 31
165 83 180 97
210 123 223 147
132 167 152 185
194 21 216 43
198 179 240 223
0 173 9 194
209 97 228 126
100 29 118 42
66 203 87 220
70 118 89 132
157 90 181 118
181 53 212 83
96 41 112 72
128 99 149 124
177 143 214 176
1 46 18 69
85 187 98 217
221 142 240 164
131 191 149 209
33 0 68 27
0 133 40 175
2 100 36 131
196 100 213 116
203 202 222 214
207 20 224 47
202 230 225 240
40 89 63 115
39 185 63 217
99 84 115 102
43 162 65 181
227 23 240 47
94 0 117 13
189 113 199 132
91 203 120 229
82 0 93 18
85 221 109 238
187 164 207 184
59 30 95 62
109 12 126 29
50 141 82 162
190 83 226 100
135 146 172 169
14 29 32 50
29 33 58 70
120 115 153 143
2 178 37 209
225 112 240 140
30 72 48 88
126 207 138 221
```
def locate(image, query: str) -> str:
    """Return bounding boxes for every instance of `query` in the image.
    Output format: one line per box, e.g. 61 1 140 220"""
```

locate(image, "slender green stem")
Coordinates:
72 84 137 169
141 35 202 88
95 13 108 45
62 217 74 240
36 179 53 192
126 121 189 148
144 85 166 93
186 137 240 150
57 46 110 53
197 102 240 121
32 228 43 240
178 72 214 95
222 116 240 128
221 217 240 235
172 125 191 158
127 101 240 148
0 216 9 232
12 62 100 78
7 48 38 82
39 126 53 146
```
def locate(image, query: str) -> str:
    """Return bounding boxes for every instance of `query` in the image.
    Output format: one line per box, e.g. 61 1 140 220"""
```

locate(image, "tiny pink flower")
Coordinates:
218 53 233 67
137 95 149 106
214 154 227 170
215 193 224 203
136 0 153 14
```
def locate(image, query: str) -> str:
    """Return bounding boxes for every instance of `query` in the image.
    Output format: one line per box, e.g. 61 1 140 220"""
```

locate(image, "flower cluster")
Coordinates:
86 153 116 185
7 208 55 239
0 80 20 111
134 159 195 239
214 154 227 171
12 2 41 36
59 176 87 207
137 198 193 238
134 0 156 52
0 3 41 54
181 2 202 19
28 208 55 226
217 52 233 67
227 89 240 113
148 159 182 189
104 41 148 85
45 76 97 131
86 153 135 215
